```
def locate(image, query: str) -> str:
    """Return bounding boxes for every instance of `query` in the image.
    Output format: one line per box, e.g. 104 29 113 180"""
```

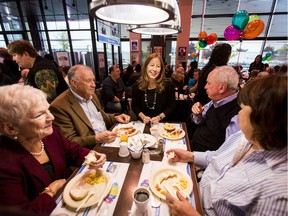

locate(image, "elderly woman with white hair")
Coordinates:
0 84 106 214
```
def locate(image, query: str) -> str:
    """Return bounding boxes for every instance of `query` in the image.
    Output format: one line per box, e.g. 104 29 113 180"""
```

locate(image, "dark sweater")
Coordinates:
26 56 68 103
191 98 240 151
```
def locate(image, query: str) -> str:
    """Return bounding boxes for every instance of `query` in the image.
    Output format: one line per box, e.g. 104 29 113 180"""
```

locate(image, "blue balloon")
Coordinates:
232 10 249 31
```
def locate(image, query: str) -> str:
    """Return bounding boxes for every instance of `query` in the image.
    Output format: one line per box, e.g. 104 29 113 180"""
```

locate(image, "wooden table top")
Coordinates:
92 122 203 216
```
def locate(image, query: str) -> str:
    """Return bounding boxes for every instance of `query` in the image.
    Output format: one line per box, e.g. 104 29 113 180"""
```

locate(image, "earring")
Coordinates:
13 136 18 140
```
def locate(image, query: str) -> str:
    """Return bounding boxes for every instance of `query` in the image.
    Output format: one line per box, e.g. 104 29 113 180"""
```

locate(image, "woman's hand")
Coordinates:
166 191 200 216
88 151 106 168
166 149 194 163
43 179 66 197
151 116 160 124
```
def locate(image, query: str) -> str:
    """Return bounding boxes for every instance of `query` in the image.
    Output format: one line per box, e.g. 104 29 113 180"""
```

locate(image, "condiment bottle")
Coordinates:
142 148 150 164
158 139 165 154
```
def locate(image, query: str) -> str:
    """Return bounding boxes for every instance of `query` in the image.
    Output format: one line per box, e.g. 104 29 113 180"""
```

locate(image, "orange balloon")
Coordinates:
198 31 207 40
243 20 265 39
210 33 218 43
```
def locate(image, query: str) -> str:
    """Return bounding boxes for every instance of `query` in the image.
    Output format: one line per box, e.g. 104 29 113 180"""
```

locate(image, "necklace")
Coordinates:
144 90 157 110
30 140 45 156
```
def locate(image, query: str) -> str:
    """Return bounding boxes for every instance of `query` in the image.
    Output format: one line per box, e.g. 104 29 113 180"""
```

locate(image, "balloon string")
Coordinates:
237 38 243 66
200 0 207 32
237 0 241 11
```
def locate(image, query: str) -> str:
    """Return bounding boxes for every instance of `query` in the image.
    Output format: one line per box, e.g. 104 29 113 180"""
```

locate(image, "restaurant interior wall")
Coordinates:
0 0 287 83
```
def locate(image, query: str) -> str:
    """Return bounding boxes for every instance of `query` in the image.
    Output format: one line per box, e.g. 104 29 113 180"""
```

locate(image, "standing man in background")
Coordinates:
7 40 68 103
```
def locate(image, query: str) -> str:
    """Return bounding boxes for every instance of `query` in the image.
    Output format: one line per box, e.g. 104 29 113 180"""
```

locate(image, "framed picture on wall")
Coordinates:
178 47 186 60
153 46 162 57
131 40 138 52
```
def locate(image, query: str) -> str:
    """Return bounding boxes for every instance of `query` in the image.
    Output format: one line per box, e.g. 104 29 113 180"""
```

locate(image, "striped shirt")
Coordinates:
194 130 288 215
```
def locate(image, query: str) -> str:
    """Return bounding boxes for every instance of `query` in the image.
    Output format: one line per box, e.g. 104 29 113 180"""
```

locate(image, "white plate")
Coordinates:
149 166 193 200
128 134 157 150
112 124 138 137
159 128 185 140
63 169 111 209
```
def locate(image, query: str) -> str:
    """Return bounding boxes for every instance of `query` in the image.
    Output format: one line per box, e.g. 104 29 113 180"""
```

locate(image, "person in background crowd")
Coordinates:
190 66 240 151
50 65 130 149
164 62 173 78
18 69 29 84
0 84 106 214
0 63 14 86
273 65 280 73
278 64 287 74
257 71 270 77
188 69 200 94
0 47 20 83
263 63 269 71
166 75 287 216
44 53 58 68
102 65 126 113
60 65 71 87
265 66 275 75
7 40 68 103
194 43 232 106
132 53 176 124
248 54 264 73
121 64 134 87
170 66 188 95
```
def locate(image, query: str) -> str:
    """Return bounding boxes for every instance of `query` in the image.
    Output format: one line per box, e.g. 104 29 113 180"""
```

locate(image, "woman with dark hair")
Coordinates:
248 54 264 73
165 75 287 216
194 43 232 105
132 53 175 124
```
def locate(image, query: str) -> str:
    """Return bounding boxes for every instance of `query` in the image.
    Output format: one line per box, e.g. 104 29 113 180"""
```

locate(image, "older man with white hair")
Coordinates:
190 66 240 151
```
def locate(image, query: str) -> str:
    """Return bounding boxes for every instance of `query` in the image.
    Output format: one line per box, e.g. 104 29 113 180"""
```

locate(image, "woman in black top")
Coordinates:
132 53 176 124
248 54 264 73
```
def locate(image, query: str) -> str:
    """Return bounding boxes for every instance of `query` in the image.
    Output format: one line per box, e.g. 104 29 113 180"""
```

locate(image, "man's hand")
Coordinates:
191 102 204 115
114 113 130 123
95 130 117 143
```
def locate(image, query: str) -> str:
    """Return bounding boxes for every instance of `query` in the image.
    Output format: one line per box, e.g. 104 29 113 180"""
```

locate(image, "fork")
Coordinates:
76 186 98 212
168 179 190 200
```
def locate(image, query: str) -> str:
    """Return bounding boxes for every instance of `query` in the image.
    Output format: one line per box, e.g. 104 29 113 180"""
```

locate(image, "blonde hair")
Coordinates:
0 84 47 125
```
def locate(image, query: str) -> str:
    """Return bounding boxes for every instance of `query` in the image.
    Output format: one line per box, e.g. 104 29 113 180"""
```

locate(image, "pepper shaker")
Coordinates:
142 148 150 164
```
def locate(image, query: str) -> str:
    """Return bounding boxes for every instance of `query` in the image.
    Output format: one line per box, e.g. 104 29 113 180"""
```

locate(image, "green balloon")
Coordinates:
196 42 203 50
266 56 272 61
248 15 260 23
265 53 272 57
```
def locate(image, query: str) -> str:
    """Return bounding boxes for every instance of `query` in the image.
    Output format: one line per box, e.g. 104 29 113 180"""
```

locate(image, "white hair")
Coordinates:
213 66 239 90
0 84 47 125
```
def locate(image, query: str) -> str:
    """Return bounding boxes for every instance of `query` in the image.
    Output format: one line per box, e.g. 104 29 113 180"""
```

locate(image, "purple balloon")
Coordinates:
224 25 241 41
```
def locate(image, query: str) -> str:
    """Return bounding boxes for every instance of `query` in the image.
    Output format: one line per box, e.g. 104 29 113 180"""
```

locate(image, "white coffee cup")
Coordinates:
133 187 150 214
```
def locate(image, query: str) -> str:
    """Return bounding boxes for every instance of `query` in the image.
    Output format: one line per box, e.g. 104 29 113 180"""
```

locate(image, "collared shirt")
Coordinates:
192 92 240 138
194 131 288 216
70 89 106 134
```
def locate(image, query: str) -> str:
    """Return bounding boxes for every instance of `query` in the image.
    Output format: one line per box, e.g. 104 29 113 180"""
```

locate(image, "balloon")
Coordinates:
262 57 266 61
224 25 241 40
232 10 249 30
206 35 214 45
191 53 195 58
265 53 271 58
210 33 218 43
198 31 207 40
243 20 265 39
248 14 260 23
266 56 272 61
199 39 208 48
196 42 203 50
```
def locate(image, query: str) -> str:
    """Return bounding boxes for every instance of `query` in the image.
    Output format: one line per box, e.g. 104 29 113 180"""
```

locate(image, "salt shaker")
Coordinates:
142 148 150 164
